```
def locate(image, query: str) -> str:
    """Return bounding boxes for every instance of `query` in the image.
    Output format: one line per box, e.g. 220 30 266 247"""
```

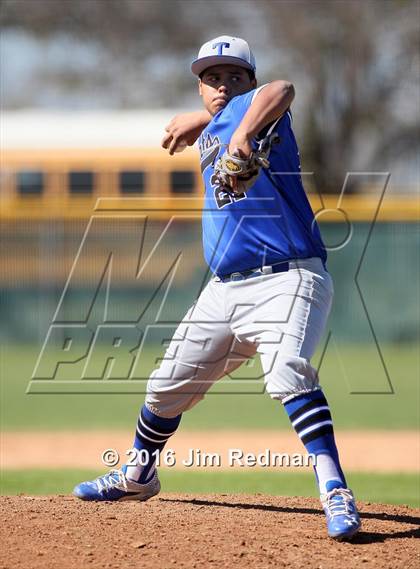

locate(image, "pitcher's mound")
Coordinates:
1 494 419 568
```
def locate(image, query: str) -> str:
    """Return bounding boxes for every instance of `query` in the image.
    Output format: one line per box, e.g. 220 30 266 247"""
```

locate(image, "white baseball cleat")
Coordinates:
320 485 361 540
73 469 160 502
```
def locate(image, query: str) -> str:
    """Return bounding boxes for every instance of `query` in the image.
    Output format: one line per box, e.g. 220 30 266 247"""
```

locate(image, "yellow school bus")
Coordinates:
1 111 418 221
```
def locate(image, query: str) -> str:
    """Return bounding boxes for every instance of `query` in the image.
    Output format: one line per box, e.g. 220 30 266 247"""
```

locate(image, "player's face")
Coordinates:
198 65 256 115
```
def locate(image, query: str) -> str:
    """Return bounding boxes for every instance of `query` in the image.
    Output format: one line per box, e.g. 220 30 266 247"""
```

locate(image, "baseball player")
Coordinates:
74 36 361 541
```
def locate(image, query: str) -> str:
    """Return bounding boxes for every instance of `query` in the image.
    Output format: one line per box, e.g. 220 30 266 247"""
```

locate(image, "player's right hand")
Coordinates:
161 131 188 154
162 111 211 155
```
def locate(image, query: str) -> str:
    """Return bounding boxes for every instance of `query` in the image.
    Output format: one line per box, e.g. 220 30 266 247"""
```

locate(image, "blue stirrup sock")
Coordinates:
123 405 182 484
283 390 346 493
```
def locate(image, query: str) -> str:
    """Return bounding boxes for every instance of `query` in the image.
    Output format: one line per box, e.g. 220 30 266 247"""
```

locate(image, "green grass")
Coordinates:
1 343 419 431
1 469 418 508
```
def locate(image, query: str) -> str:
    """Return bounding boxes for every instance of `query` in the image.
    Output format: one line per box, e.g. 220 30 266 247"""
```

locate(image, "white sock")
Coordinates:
124 459 156 484
315 453 344 493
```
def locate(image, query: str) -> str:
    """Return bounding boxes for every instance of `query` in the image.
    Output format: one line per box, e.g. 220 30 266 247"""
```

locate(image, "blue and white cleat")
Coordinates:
73 469 160 502
320 484 361 540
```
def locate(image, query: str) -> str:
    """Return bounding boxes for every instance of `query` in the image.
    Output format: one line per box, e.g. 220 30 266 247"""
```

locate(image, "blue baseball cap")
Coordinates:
191 35 256 76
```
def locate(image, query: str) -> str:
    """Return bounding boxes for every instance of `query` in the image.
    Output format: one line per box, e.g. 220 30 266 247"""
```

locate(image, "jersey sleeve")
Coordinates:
251 83 269 102
228 86 291 141
228 88 257 119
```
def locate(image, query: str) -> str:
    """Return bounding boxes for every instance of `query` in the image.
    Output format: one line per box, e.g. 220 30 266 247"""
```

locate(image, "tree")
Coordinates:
1 0 418 193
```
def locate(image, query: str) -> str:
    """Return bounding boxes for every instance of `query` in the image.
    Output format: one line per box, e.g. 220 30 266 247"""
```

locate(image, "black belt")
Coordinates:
216 261 290 283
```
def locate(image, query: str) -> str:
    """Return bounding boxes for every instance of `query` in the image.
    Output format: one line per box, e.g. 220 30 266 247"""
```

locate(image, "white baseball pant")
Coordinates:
145 257 333 417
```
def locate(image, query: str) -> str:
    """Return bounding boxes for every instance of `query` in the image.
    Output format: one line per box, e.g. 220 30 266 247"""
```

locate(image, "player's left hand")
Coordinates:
228 130 253 159
214 128 274 195
213 150 265 195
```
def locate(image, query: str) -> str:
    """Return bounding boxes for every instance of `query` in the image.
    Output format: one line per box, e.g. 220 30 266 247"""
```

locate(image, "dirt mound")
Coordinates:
1 494 419 569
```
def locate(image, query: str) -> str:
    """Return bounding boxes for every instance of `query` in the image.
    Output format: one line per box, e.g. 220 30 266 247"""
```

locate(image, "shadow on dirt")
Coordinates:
161 497 420 543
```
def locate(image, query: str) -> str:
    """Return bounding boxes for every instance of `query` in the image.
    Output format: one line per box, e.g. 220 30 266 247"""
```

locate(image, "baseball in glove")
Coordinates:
213 132 280 195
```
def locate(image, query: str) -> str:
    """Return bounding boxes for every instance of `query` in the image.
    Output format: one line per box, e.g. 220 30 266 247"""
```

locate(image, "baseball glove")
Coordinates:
213 133 280 195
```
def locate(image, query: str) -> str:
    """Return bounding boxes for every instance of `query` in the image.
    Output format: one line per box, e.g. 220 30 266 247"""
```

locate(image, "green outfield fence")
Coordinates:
1 219 418 344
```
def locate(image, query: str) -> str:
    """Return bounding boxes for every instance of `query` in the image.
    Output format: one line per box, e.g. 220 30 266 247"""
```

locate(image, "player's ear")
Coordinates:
251 77 257 89
198 78 203 96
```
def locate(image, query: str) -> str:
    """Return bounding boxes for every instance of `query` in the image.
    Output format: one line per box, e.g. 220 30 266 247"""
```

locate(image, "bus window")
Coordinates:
119 171 145 194
69 171 93 194
17 170 44 195
170 171 195 194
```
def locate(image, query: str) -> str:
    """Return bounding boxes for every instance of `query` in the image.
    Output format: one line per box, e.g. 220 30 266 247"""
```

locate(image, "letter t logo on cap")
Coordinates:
212 41 230 55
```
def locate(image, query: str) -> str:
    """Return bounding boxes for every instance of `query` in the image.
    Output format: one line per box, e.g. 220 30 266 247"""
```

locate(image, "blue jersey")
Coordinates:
198 87 327 277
